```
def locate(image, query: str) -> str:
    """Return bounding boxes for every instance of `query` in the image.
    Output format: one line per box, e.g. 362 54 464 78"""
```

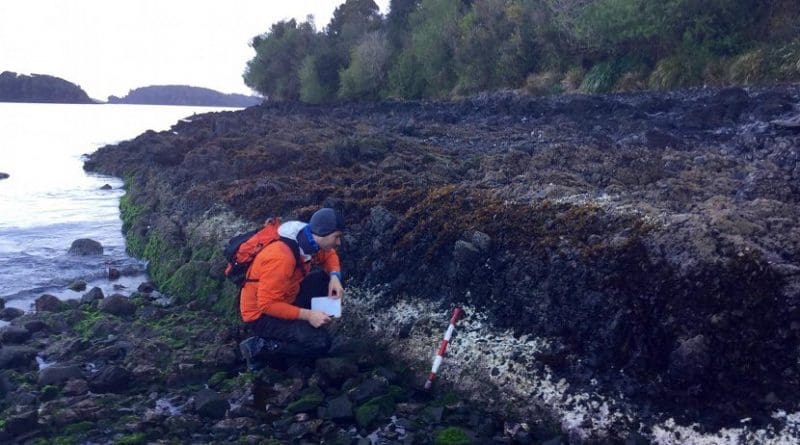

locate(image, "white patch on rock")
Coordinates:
342 286 800 444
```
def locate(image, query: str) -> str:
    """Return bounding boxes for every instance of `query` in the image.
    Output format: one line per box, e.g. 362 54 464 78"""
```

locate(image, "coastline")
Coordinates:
2 86 798 443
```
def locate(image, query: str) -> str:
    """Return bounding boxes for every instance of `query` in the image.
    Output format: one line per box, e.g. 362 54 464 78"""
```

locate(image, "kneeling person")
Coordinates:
239 208 345 368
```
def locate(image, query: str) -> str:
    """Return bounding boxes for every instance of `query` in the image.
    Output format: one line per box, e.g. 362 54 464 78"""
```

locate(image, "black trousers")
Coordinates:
246 269 332 358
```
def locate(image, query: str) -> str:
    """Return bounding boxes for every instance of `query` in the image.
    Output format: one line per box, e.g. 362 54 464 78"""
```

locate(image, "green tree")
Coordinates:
454 0 549 93
572 0 767 58
243 19 316 100
339 32 392 99
386 0 420 49
328 0 383 42
389 0 466 98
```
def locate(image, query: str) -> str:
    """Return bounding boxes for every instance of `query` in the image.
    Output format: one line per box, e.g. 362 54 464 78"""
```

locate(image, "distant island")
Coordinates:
0 71 94 104
108 85 262 107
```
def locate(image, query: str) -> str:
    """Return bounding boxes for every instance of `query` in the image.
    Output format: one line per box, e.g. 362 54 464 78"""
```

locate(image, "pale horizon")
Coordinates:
0 1 389 101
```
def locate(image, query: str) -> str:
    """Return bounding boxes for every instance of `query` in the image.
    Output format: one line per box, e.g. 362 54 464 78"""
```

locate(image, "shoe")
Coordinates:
240 337 284 371
239 336 266 371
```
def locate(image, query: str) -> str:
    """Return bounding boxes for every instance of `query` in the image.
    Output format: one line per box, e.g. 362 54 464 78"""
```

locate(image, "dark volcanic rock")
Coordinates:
98 294 136 316
323 394 354 420
35 294 64 313
0 346 37 370
89 365 130 392
38 365 84 386
348 378 389 404
81 287 104 304
0 307 24 321
193 388 229 419
3 410 38 437
316 357 359 385
67 280 87 292
68 238 103 255
0 326 31 344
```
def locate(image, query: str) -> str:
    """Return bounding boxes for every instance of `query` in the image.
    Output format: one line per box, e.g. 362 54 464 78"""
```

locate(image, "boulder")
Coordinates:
108 267 121 280
137 282 156 293
0 346 38 370
38 365 84 386
322 394 353 420
193 388 229 419
23 320 48 334
63 378 89 396
0 297 4 309
98 294 136 316
100 184 113 190
315 357 358 385
89 365 130 392
3 410 38 437
0 326 31 344
0 307 25 321
68 238 103 256
35 294 64 313
67 280 87 292
0 172 9 180
81 287 104 304
347 378 388 404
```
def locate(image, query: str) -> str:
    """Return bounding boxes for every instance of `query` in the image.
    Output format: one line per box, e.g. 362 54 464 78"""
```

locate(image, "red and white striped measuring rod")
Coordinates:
424 307 464 390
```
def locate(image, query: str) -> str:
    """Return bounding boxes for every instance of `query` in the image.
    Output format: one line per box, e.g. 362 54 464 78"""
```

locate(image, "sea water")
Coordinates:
0 102 235 320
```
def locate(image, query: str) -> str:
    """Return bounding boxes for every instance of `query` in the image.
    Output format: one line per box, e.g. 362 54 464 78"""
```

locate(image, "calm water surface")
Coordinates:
0 103 235 316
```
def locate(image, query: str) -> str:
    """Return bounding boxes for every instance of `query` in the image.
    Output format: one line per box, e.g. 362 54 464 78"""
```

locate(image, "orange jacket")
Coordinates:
239 238 340 322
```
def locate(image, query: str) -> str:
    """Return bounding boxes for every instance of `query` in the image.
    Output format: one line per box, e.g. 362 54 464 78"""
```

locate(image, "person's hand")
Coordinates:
328 275 344 299
305 310 331 328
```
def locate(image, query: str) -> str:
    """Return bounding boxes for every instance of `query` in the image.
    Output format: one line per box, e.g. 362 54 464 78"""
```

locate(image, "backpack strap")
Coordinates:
241 237 306 286
279 236 306 275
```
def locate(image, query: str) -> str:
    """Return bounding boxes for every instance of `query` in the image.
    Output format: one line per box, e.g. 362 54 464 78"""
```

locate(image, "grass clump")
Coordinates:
435 426 472 445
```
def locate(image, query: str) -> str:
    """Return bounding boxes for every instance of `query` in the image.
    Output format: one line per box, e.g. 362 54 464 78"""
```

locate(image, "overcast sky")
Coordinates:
0 1 390 100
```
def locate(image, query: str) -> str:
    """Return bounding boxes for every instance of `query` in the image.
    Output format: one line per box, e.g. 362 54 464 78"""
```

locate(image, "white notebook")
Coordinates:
311 296 342 318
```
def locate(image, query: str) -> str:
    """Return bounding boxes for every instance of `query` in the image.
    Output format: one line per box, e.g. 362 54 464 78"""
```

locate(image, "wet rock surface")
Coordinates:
67 238 103 256
81 87 800 440
0 288 538 444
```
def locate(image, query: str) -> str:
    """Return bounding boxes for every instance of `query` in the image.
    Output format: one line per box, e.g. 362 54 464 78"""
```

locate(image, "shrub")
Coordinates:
728 48 769 84
648 53 704 90
580 61 618 93
561 66 585 92
524 71 562 95
614 70 647 91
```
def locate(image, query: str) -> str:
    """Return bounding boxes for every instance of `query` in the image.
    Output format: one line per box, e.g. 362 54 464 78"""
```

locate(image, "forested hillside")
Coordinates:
107 85 261 107
0 71 94 103
243 0 800 102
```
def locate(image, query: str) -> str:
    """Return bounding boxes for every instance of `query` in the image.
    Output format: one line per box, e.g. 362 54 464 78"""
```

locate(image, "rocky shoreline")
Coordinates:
2 283 543 444
8 85 795 443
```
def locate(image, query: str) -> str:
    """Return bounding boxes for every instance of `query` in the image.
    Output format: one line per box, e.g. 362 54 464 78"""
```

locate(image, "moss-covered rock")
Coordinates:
435 426 472 445
286 388 324 414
